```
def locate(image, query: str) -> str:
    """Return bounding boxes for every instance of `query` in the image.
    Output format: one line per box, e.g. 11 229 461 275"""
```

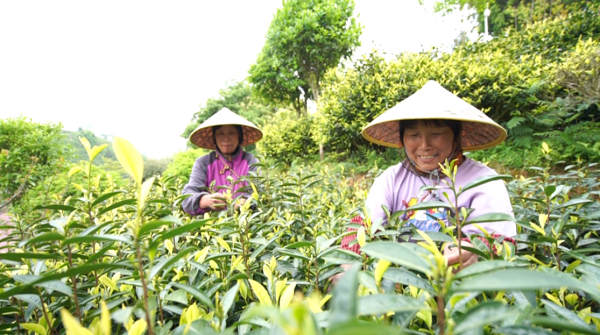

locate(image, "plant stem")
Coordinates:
556 243 561 270
37 288 56 335
12 298 22 335
157 292 165 326
313 257 320 291
67 245 83 321
454 194 463 271
136 244 154 335
437 292 445 335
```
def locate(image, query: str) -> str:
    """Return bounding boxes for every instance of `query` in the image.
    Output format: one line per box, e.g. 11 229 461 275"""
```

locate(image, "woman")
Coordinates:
181 107 262 215
340 81 516 269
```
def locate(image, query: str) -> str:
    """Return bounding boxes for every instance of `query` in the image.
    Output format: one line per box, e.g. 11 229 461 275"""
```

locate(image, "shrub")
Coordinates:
256 109 318 163
0 117 68 208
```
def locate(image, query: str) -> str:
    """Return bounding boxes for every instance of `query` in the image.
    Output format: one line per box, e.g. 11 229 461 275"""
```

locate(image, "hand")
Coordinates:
443 242 478 272
199 193 227 211
234 198 246 210
329 263 353 287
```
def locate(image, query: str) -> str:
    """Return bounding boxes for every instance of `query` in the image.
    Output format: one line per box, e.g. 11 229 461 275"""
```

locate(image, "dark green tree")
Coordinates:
433 0 592 36
248 0 362 114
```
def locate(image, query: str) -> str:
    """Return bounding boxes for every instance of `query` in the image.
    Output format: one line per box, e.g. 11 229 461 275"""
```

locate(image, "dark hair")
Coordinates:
213 125 244 149
399 119 462 146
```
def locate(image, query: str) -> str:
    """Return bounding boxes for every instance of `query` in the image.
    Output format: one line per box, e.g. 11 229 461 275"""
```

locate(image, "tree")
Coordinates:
182 80 275 142
248 0 362 113
163 148 208 180
433 0 593 36
248 0 362 158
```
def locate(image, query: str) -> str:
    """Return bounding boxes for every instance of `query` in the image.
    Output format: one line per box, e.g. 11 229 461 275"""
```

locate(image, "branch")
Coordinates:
0 159 36 210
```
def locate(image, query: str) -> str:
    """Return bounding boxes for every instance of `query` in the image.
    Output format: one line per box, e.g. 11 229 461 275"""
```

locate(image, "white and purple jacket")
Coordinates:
181 149 259 215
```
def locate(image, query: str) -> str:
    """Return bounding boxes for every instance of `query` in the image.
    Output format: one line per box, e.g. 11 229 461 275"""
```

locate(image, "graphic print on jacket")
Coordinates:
402 193 448 232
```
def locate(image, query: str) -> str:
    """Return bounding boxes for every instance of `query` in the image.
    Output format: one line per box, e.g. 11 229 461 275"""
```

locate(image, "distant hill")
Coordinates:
62 129 116 163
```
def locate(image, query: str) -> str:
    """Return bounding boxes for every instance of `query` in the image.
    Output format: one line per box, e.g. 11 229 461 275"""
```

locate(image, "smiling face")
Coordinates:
214 125 240 155
402 121 457 171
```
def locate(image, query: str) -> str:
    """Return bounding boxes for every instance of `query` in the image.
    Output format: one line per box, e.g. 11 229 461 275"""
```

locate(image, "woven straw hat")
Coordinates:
361 80 506 151
189 107 263 150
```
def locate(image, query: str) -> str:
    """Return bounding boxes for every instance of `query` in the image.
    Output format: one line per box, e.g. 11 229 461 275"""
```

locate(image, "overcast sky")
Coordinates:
0 1 477 159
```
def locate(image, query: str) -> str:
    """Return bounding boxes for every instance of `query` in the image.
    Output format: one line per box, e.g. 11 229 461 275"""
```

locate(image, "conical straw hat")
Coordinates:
361 81 506 151
189 107 263 150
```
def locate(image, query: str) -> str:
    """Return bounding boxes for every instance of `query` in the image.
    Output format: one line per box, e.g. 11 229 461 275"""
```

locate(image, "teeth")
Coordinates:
420 155 434 159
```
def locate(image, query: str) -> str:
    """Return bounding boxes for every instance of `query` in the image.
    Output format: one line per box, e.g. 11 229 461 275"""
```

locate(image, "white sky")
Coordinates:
0 1 477 159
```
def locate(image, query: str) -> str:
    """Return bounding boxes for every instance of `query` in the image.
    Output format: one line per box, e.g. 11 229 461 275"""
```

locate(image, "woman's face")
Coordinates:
215 125 240 155
403 122 456 171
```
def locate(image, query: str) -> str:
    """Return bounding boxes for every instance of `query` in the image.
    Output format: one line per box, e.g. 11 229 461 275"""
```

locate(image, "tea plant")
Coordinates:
1 138 599 335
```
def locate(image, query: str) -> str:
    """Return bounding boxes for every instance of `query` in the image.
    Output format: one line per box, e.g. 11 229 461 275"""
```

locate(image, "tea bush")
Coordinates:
1 137 600 335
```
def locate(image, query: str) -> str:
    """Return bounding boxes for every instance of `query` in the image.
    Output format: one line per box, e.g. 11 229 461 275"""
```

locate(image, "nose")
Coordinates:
418 135 432 150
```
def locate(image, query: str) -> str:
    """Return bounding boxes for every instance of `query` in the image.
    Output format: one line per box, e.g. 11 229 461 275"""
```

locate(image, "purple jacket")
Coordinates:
366 158 516 237
181 149 259 215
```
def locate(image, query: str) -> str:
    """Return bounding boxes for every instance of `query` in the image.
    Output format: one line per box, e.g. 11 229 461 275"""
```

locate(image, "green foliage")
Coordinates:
318 46 550 154
256 110 318 163
163 149 208 180
248 0 362 114
0 117 68 208
143 158 171 181
62 129 116 163
2 137 600 334
555 37 600 115
433 0 593 36
317 7 600 163
182 80 276 142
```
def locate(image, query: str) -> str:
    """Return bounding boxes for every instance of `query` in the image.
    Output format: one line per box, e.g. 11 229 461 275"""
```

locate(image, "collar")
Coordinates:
404 147 464 179
215 147 242 163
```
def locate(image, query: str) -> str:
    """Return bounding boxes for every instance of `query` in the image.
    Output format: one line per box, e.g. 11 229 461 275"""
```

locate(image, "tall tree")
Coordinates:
248 0 362 115
433 0 591 36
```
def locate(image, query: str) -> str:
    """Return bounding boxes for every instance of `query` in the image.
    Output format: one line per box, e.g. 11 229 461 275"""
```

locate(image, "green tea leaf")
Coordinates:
361 242 432 276
148 246 196 282
383 268 435 293
530 316 600 335
19 323 46 335
19 232 64 246
170 283 215 310
453 301 515 334
453 260 518 279
356 294 423 316
164 290 188 305
463 213 515 225
459 174 512 194
329 263 360 328
62 234 132 246
112 137 144 185
91 191 125 208
222 283 240 316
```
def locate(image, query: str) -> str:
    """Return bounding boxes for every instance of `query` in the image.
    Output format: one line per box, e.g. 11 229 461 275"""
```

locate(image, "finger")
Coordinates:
444 251 459 266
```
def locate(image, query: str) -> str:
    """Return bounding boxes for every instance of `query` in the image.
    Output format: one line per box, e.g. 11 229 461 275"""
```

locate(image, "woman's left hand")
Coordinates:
443 242 478 272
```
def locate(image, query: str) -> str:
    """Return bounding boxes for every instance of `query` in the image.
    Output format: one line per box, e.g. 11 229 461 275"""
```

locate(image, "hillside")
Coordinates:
62 129 116 163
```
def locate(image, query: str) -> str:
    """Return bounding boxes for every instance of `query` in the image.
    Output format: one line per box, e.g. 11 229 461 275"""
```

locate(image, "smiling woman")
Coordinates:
335 81 517 279
181 107 263 215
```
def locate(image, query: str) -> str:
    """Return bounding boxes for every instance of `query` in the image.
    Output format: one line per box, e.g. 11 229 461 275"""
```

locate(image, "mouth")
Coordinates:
418 154 438 160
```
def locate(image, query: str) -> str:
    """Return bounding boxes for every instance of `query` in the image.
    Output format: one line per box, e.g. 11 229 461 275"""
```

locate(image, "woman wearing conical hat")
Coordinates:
338 81 517 272
181 108 262 215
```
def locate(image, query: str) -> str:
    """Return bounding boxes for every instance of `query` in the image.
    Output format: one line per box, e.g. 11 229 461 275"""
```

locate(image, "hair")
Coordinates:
399 119 462 146
212 125 244 149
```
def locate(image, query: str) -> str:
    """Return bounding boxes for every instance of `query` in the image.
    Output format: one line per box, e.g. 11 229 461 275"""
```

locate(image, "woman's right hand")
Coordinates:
200 193 227 211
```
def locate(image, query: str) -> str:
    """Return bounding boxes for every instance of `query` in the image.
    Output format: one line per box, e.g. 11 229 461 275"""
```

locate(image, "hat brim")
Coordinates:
189 108 263 150
361 81 507 151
